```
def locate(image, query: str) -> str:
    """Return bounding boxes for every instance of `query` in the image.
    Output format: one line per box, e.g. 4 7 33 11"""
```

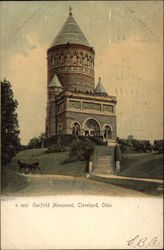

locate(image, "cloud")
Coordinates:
95 34 163 140
2 35 47 144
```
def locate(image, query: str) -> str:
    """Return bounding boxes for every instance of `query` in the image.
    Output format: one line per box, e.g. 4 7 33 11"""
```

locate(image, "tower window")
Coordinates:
58 123 63 134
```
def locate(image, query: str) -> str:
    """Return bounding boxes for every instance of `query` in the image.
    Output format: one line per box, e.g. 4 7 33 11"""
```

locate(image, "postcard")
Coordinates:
1 1 163 249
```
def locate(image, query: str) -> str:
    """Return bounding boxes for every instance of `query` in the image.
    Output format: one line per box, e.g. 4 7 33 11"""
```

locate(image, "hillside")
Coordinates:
2 149 163 196
119 152 163 179
1 148 150 197
10 148 86 176
1 149 86 195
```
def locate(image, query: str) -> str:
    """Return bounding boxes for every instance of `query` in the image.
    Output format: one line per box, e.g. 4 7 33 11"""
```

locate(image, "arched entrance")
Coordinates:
103 124 112 139
83 118 100 137
72 122 80 136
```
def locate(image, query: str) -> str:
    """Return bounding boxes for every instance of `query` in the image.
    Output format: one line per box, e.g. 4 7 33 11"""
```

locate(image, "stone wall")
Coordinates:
47 100 56 136
56 112 66 134
47 44 95 92
65 111 117 139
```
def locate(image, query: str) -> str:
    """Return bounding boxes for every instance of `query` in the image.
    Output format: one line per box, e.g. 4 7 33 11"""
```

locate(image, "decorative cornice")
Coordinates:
56 90 117 104
48 43 95 54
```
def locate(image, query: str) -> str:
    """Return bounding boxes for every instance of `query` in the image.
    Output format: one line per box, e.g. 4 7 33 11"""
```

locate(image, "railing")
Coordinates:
89 147 96 174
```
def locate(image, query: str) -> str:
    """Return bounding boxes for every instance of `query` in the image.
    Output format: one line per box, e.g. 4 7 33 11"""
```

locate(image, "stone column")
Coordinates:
115 144 121 174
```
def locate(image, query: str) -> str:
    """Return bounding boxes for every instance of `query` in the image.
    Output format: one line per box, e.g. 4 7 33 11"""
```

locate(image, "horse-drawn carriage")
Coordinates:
17 160 43 174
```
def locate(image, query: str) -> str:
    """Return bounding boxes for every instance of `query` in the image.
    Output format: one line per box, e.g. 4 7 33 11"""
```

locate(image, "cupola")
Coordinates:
95 77 108 96
51 7 90 47
47 7 95 93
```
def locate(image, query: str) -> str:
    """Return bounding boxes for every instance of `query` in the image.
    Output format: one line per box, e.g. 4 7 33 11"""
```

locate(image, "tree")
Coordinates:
27 132 46 149
69 138 94 162
127 135 134 145
27 137 40 148
1 79 20 165
38 132 46 148
154 140 164 153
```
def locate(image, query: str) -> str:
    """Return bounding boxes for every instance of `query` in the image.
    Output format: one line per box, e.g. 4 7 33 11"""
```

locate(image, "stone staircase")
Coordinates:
93 145 115 175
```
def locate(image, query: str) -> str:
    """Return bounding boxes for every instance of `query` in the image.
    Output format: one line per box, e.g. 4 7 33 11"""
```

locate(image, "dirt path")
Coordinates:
7 173 149 197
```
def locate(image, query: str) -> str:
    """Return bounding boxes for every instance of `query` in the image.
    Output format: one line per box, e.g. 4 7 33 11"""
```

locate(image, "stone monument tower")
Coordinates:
46 8 117 144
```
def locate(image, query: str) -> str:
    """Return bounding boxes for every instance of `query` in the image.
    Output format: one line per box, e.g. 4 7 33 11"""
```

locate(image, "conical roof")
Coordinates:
49 74 63 88
95 77 108 96
51 7 90 47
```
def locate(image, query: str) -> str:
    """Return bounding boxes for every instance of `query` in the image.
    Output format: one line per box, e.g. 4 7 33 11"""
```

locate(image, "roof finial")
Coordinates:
69 6 72 15
99 77 101 82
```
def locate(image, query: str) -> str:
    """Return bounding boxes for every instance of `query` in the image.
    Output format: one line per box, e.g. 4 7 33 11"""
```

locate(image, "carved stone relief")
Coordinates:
82 102 101 111
69 100 81 109
48 48 94 71
103 104 113 113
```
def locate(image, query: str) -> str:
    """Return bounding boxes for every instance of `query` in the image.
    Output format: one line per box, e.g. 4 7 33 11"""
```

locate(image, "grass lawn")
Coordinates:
1 166 29 195
2 148 86 194
2 149 163 197
119 152 163 179
8 148 86 177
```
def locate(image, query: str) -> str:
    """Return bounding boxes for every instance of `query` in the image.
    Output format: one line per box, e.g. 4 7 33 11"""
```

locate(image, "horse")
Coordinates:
17 160 30 174
17 160 43 174
27 161 42 174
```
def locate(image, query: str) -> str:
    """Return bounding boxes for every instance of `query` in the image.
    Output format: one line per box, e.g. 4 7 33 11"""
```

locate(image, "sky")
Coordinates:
0 1 163 144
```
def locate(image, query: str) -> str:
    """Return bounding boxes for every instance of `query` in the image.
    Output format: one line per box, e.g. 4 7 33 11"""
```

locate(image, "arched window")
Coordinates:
104 125 112 139
60 53 65 65
72 122 80 136
51 54 55 65
67 52 71 65
90 56 94 68
73 52 78 64
55 54 59 65
84 54 88 66
79 52 83 65
58 123 63 134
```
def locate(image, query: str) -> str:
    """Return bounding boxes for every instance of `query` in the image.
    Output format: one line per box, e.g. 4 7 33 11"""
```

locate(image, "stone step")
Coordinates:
93 170 115 175
94 165 114 170
94 171 114 175
95 156 114 160
96 154 113 158
95 146 115 155
93 145 115 175
95 159 114 163
95 160 114 164
94 166 114 170
95 155 113 159
96 151 114 156
95 163 114 167
94 161 115 166
95 163 114 166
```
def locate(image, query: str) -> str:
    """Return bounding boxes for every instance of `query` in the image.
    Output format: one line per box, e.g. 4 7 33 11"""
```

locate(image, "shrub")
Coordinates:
154 140 164 153
69 138 95 162
44 134 74 148
45 144 67 153
117 137 153 153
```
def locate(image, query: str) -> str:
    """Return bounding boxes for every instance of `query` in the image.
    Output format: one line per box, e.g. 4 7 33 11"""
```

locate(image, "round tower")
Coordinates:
47 7 95 92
